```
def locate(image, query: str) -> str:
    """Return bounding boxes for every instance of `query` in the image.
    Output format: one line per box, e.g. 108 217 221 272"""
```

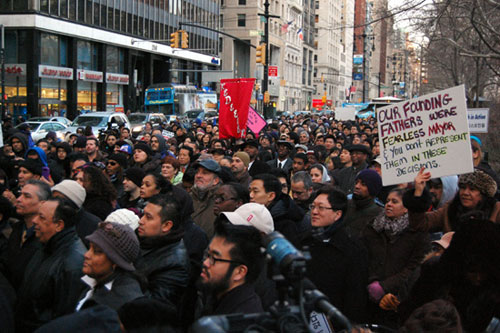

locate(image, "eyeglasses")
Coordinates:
309 204 334 212
107 161 118 166
214 195 237 204
203 250 244 266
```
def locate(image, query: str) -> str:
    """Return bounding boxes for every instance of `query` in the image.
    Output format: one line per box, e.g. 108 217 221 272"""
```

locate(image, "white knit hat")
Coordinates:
222 203 274 235
105 209 140 230
52 180 86 209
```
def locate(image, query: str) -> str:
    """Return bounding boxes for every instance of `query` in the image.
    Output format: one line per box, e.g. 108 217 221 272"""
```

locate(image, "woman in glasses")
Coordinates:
76 221 143 311
105 154 127 198
361 188 430 328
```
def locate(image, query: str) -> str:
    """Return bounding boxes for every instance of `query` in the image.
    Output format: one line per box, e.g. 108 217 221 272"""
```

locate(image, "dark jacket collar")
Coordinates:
44 227 78 255
139 228 184 251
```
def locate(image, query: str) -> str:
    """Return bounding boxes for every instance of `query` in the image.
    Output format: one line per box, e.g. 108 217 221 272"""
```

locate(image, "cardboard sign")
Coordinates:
467 108 489 133
377 85 473 186
246 107 267 137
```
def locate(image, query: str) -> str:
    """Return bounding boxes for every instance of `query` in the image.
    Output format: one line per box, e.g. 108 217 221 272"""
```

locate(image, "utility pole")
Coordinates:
258 0 279 119
362 33 366 103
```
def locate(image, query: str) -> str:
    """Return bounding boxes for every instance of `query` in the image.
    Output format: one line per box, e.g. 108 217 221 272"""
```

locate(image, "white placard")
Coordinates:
309 311 333 333
334 107 356 121
377 85 473 186
467 108 489 133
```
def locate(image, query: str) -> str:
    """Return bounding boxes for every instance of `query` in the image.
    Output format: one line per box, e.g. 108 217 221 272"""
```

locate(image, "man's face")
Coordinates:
11 138 23 153
315 137 325 145
138 203 169 237
244 146 258 160
310 193 341 227
325 138 335 150
350 151 366 165
353 179 370 199
213 185 240 216
121 129 130 139
230 157 246 175
339 149 351 164
150 137 160 151
16 184 43 216
123 177 138 193
291 181 311 204
199 236 238 296
37 142 49 154
299 132 309 144
33 200 60 244
18 167 38 187
86 140 97 155
57 148 67 161
429 182 444 207
249 179 274 206
194 167 219 192
178 149 190 165
292 158 306 173
277 144 290 159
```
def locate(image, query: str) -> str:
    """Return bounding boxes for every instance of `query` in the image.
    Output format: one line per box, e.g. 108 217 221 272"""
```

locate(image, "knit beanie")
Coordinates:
86 222 140 271
105 209 140 230
233 151 250 167
52 180 87 208
19 159 43 176
124 167 146 188
355 169 382 196
108 153 128 169
74 136 87 148
134 142 153 157
458 169 497 198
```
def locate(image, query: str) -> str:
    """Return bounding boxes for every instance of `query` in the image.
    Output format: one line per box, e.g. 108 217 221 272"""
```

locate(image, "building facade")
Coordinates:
0 0 220 119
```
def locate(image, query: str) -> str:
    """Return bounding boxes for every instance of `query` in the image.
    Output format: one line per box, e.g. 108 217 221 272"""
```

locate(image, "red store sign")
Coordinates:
3 64 26 76
106 73 129 85
39 65 74 80
77 69 103 82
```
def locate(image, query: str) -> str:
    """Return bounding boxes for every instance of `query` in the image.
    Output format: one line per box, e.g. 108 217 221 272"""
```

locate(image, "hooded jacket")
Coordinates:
435 175 459 209
9 133 29 158
25 147 64 183
152 134 168 158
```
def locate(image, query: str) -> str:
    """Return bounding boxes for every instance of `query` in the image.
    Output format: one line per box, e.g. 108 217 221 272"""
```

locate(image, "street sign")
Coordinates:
353 73 363 80
268 66 278 77
353 55 363 64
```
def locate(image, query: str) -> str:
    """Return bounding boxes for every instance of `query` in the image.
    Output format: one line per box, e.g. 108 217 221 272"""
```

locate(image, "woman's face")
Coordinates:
161 163 177 180
133 149 148 164
142 134 151 144
140 175 160 199
83 242 114 282
459 184 482 209
310 167 323 183
203 134 211 145
385 192 407 219
57 148 67 161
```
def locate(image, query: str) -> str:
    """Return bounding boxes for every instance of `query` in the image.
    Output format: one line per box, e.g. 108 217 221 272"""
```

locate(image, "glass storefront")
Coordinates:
77 80 98 112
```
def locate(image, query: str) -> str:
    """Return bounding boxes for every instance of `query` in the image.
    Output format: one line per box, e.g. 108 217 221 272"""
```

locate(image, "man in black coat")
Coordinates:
0 180 50 291
197 222 264 316
15 197 87 332
334 144 370 195
241 140 271 177
135 194 190 314
301 186 368 323
267 140 293 173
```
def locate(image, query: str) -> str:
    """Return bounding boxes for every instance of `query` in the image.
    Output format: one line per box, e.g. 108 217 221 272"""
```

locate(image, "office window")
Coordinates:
237 14 245 27
220 14 223 28
239 0 246 5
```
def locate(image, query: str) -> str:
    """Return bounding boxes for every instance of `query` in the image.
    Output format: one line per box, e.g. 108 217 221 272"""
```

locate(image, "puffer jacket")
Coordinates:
15 227 86 332
136 230 190 313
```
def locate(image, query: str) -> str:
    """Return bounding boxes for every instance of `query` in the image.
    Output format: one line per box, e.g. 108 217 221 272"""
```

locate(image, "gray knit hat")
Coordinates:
86 222 140 271
458 169 497 198
52 180 86 208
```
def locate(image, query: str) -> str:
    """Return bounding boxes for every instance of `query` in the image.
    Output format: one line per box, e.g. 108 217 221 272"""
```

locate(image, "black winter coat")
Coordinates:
301 220 369 323
268 194 306 246
15 228 86 332
136 231 190 313
78 271 144 311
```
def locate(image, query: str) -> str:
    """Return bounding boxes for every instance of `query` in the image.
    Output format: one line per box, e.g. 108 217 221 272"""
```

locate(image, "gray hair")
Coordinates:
291 171 313 190
26 179 51 201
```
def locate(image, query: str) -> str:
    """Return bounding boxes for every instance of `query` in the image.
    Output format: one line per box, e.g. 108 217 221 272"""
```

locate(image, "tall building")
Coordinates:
0 0 220 119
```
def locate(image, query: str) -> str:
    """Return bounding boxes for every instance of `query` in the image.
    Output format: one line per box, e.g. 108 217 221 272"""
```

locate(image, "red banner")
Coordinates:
219 78 255 139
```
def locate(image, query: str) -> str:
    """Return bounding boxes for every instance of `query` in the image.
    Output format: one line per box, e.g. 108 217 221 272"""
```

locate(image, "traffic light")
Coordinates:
322 93 327 103
256 43 266 65
181 30 189 49
170 31 179 48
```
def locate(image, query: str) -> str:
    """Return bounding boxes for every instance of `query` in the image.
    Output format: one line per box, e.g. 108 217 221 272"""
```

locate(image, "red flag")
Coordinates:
219 78 255 139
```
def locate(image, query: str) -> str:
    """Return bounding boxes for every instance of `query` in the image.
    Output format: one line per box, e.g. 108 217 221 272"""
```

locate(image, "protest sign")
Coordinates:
467 108 489 133
219 78 255 139
377 85 473 186
246 107 267 137
334 107 356 121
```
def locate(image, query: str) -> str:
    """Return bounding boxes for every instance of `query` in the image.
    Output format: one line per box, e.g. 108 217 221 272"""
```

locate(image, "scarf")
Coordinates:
372 211 409 237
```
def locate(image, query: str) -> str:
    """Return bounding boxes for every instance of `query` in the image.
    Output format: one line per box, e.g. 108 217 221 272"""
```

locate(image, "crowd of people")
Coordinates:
0 113 498 332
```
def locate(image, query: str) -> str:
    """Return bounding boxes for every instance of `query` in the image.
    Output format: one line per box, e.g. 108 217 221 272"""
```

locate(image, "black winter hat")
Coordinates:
108 153 128 169
134 142 153 157
19 158 43 176
124 167 146 188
